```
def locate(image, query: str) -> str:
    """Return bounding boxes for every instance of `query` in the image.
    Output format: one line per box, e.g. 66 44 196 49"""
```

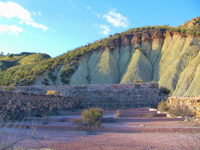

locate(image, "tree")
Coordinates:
8 54 14 58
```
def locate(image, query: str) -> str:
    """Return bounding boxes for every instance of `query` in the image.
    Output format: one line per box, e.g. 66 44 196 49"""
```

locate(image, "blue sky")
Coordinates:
0 0 199 57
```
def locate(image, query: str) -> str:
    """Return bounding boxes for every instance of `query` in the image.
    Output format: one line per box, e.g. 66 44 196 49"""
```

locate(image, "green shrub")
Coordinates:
159 86 171 95
134 78 144 83
8 54 14 58
42 78 49 86
74 108 103 130
157 100 169 112
81 108 103 128
48 72 57 82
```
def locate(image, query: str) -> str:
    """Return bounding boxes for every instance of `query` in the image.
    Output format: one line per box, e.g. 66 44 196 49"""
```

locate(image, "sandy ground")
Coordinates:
1 121 199 150
1 108 200 150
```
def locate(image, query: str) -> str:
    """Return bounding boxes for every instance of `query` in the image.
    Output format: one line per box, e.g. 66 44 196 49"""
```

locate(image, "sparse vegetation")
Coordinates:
42 78 49 86
169 105 195 117
0 107 35 150
115 109 121 118
157 100 169 112
159 86 171 95
3 86 16 91
48 72 57 83
46 90 58 95
134 78 144 83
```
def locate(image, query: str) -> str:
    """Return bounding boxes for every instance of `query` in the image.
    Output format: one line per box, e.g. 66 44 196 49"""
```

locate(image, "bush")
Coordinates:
157 100 169 112
159 86 171 95
134 78 144 83
169 105 195 117
74 108 103 130
8 54 14 58
42 78 49 86
81 108 103 128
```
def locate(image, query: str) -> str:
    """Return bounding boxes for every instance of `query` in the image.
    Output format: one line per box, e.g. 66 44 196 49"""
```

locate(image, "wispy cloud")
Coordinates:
86 6 91 10
36 34 44 39
93 12 100 18
86 6 100 18
0 1 48 33
103 9 129 28
24 21 47 31
33 11 42 16
59 14 65 18
93 24 110 36
68 0 76 8
0 25 23 35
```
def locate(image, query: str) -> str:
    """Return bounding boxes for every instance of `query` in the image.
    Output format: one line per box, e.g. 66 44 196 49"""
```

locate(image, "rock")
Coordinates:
139 124 145 127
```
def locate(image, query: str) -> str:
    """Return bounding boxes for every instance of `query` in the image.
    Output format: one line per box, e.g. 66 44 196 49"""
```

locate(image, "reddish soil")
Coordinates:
13 128 200 150
2 108 200 150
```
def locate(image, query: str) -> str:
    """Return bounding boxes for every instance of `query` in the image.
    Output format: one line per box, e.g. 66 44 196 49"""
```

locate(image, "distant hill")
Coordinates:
0 17 200 96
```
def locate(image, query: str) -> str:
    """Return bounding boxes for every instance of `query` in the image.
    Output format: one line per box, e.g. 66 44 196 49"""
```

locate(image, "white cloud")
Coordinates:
0 1 47 32
19 21 23 24
0 1 32 21
25 21 48 31
103 9 129 28
93 24 110 36
0 25 23 35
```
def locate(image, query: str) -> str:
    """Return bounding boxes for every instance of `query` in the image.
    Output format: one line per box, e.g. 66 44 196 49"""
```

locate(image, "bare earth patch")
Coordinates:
2 108 200 150
7 121 200 150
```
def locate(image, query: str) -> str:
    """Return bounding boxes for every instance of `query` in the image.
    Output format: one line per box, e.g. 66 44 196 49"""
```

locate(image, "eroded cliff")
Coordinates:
68 30 200 96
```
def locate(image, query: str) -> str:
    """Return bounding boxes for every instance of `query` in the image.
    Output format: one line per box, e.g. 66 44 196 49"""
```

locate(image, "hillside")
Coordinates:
0 17 200 96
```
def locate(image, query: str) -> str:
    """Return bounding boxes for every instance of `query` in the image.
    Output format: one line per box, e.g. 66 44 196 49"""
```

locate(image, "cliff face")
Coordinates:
68 30 200 96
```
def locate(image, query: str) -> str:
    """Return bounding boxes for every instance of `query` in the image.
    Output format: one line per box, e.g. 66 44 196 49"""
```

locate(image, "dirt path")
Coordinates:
12 128 200 150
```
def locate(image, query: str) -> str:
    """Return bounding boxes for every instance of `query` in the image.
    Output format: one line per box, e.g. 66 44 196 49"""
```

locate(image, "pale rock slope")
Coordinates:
69 31 200 96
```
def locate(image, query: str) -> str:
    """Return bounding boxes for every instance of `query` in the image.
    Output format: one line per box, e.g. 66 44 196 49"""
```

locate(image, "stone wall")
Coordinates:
167 96 200 117
0 83 161 119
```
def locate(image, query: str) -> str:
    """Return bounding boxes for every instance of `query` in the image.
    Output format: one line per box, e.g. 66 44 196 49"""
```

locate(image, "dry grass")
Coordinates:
46 90 58 95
